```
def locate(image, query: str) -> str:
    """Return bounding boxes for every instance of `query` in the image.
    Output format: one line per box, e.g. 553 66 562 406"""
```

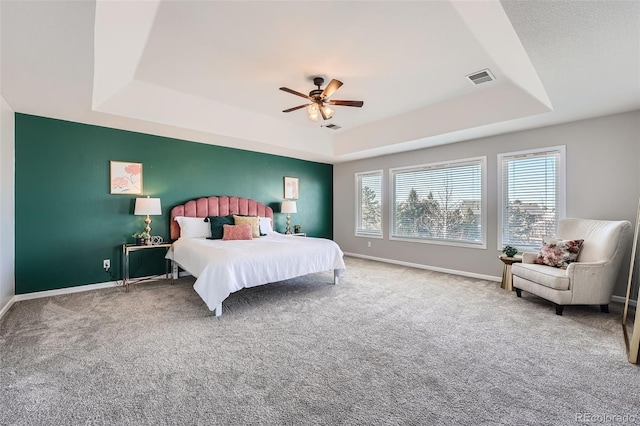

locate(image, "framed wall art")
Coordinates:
110 161 143 195
284 176 299 199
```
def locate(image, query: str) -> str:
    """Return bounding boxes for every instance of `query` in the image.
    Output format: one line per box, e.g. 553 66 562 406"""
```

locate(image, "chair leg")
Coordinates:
515 288 522 298
600 304 609 313
555 304 564 315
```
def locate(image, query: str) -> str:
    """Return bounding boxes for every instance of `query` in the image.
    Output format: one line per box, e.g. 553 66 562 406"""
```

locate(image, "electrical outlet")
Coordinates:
367 241 372 248
103 259 110 270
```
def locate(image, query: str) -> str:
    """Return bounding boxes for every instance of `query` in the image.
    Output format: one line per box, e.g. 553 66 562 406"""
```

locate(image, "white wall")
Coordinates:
0 95 15 315
1 0 17 314
334 110 640 298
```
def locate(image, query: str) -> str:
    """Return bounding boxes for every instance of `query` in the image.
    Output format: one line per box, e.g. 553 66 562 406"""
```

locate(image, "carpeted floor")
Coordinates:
1 257 638 425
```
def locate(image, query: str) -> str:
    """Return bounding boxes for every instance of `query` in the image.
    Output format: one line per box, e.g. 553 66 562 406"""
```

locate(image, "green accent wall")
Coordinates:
15 114 333 294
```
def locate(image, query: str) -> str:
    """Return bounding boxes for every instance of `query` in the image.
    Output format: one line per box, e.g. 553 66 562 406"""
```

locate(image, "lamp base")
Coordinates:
285 214 291 234
144 215 152 234
142 215 152 244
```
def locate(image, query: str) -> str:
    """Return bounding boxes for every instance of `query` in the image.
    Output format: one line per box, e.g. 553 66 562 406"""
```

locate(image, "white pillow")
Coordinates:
175 216 211 239
259 216 274 234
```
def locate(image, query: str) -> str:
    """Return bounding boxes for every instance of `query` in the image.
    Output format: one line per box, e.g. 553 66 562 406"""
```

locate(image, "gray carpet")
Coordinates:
1 257 638 425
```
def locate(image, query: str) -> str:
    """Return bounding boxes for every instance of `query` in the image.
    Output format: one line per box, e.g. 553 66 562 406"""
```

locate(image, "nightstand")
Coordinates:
122 243 173 292
289 233 306 237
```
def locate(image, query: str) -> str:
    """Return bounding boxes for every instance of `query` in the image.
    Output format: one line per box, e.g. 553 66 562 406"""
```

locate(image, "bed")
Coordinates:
167 196 345 316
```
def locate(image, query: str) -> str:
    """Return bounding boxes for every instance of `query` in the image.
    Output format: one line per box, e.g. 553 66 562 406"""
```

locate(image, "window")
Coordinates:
390 157 486 247
355 170 383 237
498 146 566 251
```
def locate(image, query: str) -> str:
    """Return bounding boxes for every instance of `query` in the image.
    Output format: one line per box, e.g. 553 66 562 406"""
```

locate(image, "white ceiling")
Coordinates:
1 0 639 164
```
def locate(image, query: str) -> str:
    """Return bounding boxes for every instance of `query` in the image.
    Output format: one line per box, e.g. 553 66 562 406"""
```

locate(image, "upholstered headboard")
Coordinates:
170 196 274 240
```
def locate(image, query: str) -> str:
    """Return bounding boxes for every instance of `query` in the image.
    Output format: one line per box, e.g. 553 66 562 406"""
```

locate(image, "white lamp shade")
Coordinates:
134 197 162 215
281 200 297 214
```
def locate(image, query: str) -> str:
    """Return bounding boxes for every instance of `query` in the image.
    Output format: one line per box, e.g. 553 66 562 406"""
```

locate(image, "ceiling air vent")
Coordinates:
324 124 342 130
466 69 495 85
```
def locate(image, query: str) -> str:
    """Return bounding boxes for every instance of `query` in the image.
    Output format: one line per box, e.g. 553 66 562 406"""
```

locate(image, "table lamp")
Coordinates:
281 200 297 234
134 196 162 243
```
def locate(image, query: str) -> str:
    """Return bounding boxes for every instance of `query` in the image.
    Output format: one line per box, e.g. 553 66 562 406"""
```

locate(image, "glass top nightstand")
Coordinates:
122 243 173 291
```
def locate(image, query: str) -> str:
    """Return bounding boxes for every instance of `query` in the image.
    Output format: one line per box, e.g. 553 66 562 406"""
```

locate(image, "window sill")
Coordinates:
389 236 486 249
355 233 383 239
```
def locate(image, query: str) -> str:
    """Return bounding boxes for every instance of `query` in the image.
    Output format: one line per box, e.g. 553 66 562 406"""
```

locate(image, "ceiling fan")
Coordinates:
279 77 364 121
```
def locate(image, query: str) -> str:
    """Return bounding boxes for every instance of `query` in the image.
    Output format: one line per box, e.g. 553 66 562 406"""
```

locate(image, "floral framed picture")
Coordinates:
110 161 143 195
284 176 299 199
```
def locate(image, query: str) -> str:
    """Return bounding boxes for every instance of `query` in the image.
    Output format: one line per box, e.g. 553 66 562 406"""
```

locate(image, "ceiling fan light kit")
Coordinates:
280 77 363 122
307 104 319 121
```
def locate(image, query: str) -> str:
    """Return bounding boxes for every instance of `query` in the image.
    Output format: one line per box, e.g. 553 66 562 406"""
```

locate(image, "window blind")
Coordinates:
355 170 382 236
498 146 565 250
391 158 484 245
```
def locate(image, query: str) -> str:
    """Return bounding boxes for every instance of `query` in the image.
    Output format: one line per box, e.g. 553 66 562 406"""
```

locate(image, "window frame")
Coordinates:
355 169 384 238
497 145 566 252
389 156 487 249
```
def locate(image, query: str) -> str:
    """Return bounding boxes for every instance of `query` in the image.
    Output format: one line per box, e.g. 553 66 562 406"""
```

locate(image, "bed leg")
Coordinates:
172 261 179 280
215 302 223 317
333 270 339 285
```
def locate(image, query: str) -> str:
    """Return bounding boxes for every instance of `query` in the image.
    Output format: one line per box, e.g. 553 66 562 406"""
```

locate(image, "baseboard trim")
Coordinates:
344 252 502 282
612 295 637 307
0 296 16 320
13 280 121 303
5 272 192 312
1 281 121 320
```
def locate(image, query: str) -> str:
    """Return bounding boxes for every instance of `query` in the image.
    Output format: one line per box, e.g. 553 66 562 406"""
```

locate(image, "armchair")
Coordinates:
511 218 632 315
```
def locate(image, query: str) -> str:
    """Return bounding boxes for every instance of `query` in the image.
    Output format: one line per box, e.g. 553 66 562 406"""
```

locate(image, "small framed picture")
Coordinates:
284 176 299 199
110 161 143 194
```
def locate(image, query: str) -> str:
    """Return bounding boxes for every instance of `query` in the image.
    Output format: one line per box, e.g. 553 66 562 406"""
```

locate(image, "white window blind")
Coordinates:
355 170 382 237
498 146 566 250
391 157 485 247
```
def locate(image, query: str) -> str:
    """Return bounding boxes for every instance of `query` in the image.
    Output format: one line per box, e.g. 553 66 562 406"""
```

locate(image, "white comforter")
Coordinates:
167 233 345 311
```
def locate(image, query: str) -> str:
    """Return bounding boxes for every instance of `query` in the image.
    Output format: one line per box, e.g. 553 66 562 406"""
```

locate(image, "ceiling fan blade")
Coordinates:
319 105 328 120
279 87 313 100
283 104 309 113
321 79 343 99
329 100 364 107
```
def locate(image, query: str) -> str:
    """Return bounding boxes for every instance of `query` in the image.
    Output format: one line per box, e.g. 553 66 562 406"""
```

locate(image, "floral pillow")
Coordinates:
534 238 584 269
222 224 253 241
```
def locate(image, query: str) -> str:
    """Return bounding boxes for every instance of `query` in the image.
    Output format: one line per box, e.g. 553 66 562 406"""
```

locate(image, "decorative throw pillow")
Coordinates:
534 238 584 269
259 216 274 234
233 215 260 238
206 215 234 240
175 216 211 239
222 224 253 241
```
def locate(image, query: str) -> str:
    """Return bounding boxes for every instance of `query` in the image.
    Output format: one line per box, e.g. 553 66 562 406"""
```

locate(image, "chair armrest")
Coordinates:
566 260 608 277
566 260 607 270
566 261 616 304
522 252 538 263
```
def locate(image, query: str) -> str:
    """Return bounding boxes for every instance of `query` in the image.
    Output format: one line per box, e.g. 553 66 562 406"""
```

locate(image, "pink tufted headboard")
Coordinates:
170 196 274 240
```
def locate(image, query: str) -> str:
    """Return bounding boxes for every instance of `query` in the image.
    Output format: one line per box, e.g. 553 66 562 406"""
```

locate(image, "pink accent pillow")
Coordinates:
222 224 253 241
534 238 584 269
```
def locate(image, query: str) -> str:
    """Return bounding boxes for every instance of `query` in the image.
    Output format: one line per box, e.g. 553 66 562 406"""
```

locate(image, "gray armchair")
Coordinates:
511 218 632 315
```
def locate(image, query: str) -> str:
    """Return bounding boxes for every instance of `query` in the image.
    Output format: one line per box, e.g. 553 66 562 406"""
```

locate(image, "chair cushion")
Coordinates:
512 263 570 290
